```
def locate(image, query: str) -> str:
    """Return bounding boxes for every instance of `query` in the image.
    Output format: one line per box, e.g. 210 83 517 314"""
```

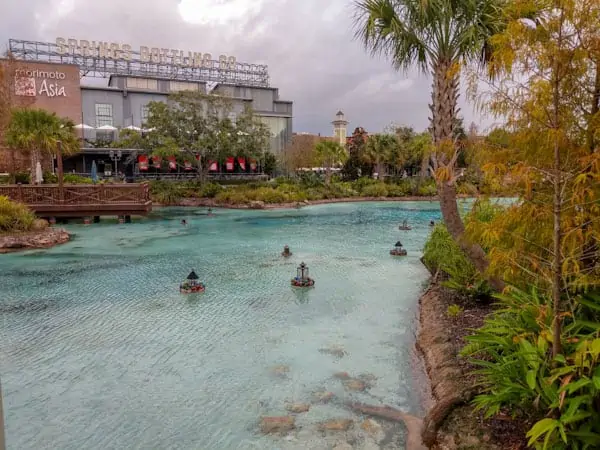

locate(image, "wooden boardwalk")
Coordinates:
0 182 152 218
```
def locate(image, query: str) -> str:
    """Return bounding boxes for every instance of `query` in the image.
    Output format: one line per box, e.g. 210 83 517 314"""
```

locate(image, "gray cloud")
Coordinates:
1 0 490 135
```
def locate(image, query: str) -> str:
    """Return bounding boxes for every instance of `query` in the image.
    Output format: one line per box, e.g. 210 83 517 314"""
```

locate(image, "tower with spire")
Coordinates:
331 110 348 146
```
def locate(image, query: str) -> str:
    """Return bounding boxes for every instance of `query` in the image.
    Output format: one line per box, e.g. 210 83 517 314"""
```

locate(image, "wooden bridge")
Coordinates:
0 182 152 218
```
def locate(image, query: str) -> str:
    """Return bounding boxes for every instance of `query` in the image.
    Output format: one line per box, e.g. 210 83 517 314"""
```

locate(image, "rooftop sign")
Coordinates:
8 38 269 87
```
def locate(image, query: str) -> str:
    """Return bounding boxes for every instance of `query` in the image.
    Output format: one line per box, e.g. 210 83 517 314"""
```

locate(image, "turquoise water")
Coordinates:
1 202 443 450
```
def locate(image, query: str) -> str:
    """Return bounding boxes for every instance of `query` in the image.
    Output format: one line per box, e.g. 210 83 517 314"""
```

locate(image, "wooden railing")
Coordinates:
0 183 151 206
0 182 152 217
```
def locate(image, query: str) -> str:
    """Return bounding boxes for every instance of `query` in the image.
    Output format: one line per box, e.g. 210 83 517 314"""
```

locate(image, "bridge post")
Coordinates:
57 141 64 203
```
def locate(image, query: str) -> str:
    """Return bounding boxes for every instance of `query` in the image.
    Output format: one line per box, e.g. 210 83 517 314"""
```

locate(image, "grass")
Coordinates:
0 196 36 233
148 177 443 206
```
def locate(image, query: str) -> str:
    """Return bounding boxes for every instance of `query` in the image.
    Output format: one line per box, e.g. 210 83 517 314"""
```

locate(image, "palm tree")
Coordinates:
5 109 79 183
314 140 347 184
354 0 504 287
364 133 397 179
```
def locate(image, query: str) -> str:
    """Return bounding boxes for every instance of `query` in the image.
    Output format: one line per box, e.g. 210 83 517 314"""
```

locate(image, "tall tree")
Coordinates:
141 91 270 181
354 0 505 290
342 126 371 179
363 133 397 178
314 140 347 184
470 0 600 358
5 109 79 182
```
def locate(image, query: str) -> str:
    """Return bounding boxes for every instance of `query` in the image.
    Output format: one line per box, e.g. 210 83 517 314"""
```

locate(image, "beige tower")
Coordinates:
332 110 348 146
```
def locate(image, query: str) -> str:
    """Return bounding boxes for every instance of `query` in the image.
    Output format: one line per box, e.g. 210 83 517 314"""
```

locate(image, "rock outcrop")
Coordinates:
0 227 70 253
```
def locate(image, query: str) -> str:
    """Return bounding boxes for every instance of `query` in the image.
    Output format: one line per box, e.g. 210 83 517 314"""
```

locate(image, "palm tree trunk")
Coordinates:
430 60 504 291
30 149 39 184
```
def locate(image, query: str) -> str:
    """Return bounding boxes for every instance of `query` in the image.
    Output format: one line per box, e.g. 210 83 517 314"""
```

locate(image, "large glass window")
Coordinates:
169 81 198 92
95 103 113 127
127 77 158 90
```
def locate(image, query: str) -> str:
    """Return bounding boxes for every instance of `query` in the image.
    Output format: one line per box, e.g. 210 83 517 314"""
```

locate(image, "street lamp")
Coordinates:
109 150 122 177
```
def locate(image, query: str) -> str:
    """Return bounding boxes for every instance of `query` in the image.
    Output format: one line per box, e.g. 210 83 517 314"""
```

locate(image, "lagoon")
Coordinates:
1 201 444 449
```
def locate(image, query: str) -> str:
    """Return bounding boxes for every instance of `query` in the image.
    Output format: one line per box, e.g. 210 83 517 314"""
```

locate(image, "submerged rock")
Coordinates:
270 365 290 377
260 416 295 434
250 200 266 209
361 419 385 444
333 371 351 380
343 379 367 392
0 228 70 253
285 403 310 413
312 391 335 403
317 419 354 431
332 442 353 450
319 345 347 358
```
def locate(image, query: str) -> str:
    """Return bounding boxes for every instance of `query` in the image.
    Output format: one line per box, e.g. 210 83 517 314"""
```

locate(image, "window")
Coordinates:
169 81 198 92
141 105 150 124
126 77 158 90
95 103 113 127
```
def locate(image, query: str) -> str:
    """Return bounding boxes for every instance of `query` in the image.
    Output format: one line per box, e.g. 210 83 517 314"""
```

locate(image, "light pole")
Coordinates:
109 150 122 178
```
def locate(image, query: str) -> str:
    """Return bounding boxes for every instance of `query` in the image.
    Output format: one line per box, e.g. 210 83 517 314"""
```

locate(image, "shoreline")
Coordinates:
173 195 443 210
416 282 529 449
0 228 70 253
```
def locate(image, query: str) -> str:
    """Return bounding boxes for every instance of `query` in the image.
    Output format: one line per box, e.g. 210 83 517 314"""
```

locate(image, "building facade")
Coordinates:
81 76 293 154
1 38 293 175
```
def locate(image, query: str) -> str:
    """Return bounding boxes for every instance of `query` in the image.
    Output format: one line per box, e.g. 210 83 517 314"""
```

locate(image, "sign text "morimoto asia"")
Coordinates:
55 37 237 70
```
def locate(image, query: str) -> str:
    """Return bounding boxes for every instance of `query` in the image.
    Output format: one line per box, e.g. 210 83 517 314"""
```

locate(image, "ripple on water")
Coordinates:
0 202 441 450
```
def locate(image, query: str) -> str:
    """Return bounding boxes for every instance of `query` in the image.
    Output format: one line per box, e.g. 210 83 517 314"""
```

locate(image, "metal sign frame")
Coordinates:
8 39 270 87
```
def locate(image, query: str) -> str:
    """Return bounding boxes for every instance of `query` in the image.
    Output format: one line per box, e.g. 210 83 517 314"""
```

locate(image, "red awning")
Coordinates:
138 155 149 171
209 161 218 171
168 156 177 170
152 156 161 169
184 160 193 171
226 157 234 172
249 159 257 171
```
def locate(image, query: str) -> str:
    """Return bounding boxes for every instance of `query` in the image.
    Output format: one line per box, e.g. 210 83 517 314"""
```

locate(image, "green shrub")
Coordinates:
14 172 30 184
149 181 182 205
417 182 437 197
214 190 249 205
0 196 35 232
360 183 388 197
63 174 93 184
200 182 224 198
386 183 411 197
43 171 58 183
456 181 479 196
423 224 491 300
463 288 600 450
447 304 464 318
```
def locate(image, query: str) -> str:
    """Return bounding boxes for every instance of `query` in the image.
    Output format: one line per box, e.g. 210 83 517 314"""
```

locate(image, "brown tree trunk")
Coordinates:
430 60 504 291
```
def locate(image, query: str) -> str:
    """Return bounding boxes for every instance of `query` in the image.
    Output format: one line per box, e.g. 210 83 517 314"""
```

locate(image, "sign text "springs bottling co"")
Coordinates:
55 37 238 70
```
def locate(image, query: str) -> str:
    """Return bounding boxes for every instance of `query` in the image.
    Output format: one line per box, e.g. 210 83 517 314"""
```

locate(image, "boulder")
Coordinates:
260 416 295 434
317 419 353 431
250 200 266 209
285 403 310 413
32 219 49 231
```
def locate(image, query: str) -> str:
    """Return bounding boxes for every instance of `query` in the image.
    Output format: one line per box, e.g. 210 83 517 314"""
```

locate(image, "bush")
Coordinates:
149 181 182 205
14 172 30 184
0 196 35 232
386 183 411 197
417 181 437 197
423 224 491 300
63 174 92 184
43 171 58 183
456 181 479 196
360 183 389 197
214 189 249 205
463 288 600 450
200 182 224 198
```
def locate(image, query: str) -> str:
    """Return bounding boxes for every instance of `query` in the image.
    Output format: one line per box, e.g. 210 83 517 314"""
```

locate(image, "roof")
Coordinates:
187 270 199 280
336 110 344 116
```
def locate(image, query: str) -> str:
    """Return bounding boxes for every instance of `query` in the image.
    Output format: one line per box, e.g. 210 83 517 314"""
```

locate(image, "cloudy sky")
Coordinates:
1 0 492 135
